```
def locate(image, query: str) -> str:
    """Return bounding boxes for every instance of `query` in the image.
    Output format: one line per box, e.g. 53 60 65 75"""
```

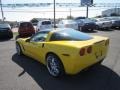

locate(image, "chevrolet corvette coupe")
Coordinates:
16 28 109 77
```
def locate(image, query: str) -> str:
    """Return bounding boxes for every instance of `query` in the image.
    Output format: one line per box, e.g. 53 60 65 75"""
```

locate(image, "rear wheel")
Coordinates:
46 54 64 77
16 43 23 55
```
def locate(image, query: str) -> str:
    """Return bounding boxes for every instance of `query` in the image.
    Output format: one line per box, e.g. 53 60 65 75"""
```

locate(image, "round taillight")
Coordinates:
87 46 92 54
79 48 85 56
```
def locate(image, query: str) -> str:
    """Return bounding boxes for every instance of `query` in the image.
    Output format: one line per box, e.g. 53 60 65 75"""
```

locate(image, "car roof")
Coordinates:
38 20 51 22
38 28 74 33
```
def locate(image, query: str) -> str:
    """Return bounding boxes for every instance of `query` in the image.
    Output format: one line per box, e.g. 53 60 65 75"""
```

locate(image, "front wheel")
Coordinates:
46 54 64 77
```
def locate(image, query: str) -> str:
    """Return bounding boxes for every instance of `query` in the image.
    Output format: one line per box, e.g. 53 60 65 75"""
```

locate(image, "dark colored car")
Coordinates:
18 22 35 38
75 18 97 31
0 23 13 39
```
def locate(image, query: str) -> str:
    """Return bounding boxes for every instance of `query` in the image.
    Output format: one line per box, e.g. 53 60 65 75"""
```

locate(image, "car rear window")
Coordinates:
0 24 10 28
42 21 51 25
20 22 32 27
67 20 76 24
50 28 93 41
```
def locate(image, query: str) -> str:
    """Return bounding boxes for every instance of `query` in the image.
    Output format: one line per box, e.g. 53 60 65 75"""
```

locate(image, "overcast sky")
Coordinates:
2 0 120 4
1 0 120 21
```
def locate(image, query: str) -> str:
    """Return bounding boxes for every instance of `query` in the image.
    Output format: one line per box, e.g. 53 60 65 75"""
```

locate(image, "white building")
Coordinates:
102 8 120 16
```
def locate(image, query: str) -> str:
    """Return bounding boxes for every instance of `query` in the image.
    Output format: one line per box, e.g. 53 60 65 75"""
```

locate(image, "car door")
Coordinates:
23 32 48 64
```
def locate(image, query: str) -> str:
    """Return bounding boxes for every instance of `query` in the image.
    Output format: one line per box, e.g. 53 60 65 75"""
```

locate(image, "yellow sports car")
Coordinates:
16 28 109 77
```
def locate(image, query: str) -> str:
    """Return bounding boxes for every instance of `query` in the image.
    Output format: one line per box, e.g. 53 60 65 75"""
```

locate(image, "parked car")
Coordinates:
0 23 13 39
105 17 120 29
75 17 86 20
18 22 35 38
37 20 52 31
75 18 97 31
94 18 112 30
16 28 109 77
57 20 79 30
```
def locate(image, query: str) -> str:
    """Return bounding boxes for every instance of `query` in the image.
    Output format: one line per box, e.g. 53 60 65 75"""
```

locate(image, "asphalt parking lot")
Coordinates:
0 29 120 90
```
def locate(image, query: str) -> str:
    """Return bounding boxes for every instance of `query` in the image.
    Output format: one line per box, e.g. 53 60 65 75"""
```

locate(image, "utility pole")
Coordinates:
86 5 89 18
70 8 71 18
0 0 4 21
53 0 56 28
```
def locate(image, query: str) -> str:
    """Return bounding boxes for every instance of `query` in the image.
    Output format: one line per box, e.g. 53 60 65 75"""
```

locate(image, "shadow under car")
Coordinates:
12 54 120 90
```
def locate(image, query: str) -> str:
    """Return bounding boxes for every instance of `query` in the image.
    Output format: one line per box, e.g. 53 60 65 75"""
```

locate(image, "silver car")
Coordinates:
95 18 112 30
105 17 120 29
37 20 52 31
57 20 79 30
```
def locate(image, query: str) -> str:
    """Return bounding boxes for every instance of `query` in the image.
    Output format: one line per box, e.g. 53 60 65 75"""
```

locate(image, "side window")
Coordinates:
30 33 47 42
50 33 61 41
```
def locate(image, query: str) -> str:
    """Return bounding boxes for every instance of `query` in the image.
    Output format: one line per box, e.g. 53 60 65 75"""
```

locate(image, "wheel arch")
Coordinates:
45 52 59 61
45 52 65 69
16 41 25 53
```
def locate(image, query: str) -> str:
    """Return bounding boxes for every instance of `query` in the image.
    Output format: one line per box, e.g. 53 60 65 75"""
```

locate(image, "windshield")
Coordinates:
81 19 94 23
42 21 51 25
107 17 120 20
63 20 76 24
96 18 109 21
0 24 10 28
50 28 93 41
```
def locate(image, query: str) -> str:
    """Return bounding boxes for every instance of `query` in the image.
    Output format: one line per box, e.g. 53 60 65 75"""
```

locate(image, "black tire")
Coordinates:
46 53 64 77
16 43 23 56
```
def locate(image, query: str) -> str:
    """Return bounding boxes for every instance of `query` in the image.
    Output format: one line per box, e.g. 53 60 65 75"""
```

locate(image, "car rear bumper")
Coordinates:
0 31 13 38
112 23 120 27
82 25 97 30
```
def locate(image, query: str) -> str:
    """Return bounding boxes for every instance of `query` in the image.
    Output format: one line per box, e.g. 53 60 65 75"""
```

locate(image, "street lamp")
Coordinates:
53 0 56 28
0 0 4 21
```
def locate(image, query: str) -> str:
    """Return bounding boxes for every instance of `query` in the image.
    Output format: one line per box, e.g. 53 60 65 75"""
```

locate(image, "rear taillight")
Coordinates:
87 46 92 54
105 39 109 46
79 48 85 56
8 28 11 32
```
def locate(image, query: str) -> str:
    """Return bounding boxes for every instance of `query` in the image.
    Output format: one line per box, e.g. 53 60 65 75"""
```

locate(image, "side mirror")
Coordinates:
26 38 30 42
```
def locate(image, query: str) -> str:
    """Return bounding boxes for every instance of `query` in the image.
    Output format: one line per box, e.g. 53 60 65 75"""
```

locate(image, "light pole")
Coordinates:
0 0 4 21
53 0 56 28
86 5 89 18
69 8 71 18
